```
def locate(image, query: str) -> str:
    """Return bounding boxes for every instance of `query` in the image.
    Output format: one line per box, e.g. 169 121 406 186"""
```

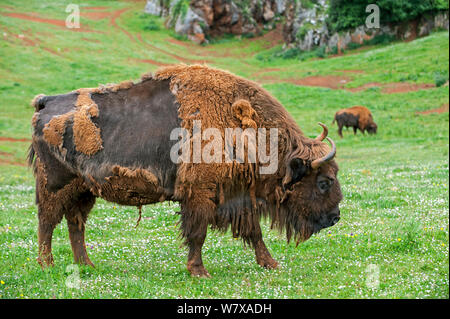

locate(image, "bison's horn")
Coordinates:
311 137 336 169
315 122 328 141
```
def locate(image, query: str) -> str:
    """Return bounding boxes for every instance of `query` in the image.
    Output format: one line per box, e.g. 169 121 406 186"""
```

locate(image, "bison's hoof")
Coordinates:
258 257 279 270
37 255 54 269
77 258 95 268
188 266 211 278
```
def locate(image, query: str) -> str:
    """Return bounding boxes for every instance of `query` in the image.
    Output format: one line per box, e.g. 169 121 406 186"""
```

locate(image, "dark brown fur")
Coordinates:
333 106 377 137
29 65 343 277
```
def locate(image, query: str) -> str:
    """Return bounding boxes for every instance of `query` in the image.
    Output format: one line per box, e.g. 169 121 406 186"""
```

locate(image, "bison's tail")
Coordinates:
27 144 37 174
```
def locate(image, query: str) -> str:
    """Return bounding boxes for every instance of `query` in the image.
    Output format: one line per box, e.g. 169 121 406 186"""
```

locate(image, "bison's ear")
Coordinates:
282 158 309 190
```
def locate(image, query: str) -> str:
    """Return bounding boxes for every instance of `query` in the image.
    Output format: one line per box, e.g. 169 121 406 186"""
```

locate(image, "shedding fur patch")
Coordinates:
31 112 40 128
97 165 166 206
39 81 137 156
42 111 74 157
111 165 159 185
72 88 103 156
73 106 103 156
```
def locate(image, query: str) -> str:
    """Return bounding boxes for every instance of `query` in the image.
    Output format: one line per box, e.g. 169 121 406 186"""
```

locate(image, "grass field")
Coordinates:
0 0 448 299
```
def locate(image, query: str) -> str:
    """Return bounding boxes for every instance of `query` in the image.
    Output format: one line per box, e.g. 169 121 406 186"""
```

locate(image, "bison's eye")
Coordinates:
317 176 334 193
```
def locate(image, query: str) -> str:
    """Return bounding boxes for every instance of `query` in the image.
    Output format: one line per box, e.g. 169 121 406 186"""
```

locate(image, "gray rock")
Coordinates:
144 0 163 16
174 7 206 35
230 2 240 24
275 0 286 15
263 3 275 21
435 12 449 30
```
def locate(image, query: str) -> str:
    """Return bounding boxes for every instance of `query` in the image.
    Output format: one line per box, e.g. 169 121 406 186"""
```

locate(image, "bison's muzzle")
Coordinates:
315 206 341 232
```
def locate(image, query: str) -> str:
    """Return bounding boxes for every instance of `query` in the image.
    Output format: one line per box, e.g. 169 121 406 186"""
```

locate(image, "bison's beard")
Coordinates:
268 205 317 245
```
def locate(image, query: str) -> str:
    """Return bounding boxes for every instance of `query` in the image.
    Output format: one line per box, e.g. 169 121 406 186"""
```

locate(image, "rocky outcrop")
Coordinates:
144 0 287 44
145 0 449 47
283 0 449 52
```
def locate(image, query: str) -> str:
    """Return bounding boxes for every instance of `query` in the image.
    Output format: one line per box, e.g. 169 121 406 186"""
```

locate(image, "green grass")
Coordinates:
0 0 448 299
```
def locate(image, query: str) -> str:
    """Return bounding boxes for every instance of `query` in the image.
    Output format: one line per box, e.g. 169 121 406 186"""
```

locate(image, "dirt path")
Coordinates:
136 33 211 64
0 151 26 167
417 103 449 115
0 137 31 143
109 8 135 42
132 58 170 67
1 12 97 33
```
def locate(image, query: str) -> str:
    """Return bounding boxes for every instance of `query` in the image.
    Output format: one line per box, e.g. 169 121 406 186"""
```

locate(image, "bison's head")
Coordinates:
366 122 378 134
279 123 343 242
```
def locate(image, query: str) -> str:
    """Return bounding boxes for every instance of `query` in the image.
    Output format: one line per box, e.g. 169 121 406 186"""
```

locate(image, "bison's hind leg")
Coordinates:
65 191 96 267
337 122 344 138
37 203 63 268
35 158 96 268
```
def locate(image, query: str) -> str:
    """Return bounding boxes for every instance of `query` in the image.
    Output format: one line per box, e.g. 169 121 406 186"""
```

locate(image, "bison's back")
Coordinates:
31 78 181 205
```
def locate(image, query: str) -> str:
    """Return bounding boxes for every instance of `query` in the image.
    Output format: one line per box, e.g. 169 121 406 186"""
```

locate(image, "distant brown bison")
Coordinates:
333 106 377 137
29 65 342 277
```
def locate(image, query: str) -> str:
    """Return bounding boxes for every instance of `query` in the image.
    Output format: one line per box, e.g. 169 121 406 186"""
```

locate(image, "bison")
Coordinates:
333 106 377 137
28 65 342 277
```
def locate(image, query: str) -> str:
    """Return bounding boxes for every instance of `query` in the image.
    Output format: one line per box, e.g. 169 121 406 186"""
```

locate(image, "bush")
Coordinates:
256 45 333 62
433 71 449 87
327 0 449 33
363 33 396 45
144 20 161 31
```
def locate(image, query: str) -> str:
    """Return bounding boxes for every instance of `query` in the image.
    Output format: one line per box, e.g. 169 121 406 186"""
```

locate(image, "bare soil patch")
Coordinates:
336 69 365 74
284 75 351 89
251 24 284 49
348 82 435 93
84 6 110 10
381 82 435 94
82 11 113 21
416 103 449 115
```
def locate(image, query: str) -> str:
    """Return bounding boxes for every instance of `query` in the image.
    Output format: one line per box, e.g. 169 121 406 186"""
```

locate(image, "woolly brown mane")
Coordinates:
152 64 333 243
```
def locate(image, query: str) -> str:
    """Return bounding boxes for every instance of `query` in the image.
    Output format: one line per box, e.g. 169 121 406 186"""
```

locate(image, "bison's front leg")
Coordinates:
180 204 211 278
186 223 210 278
245 223 279 269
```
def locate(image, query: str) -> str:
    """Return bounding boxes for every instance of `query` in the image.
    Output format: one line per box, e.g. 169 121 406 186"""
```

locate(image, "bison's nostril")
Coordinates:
332 216 340 225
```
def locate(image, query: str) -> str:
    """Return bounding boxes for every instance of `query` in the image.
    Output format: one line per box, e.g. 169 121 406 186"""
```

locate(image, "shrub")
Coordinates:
433 71 449 87
144 20 161 31
363 33 396 46
327 0 449 33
